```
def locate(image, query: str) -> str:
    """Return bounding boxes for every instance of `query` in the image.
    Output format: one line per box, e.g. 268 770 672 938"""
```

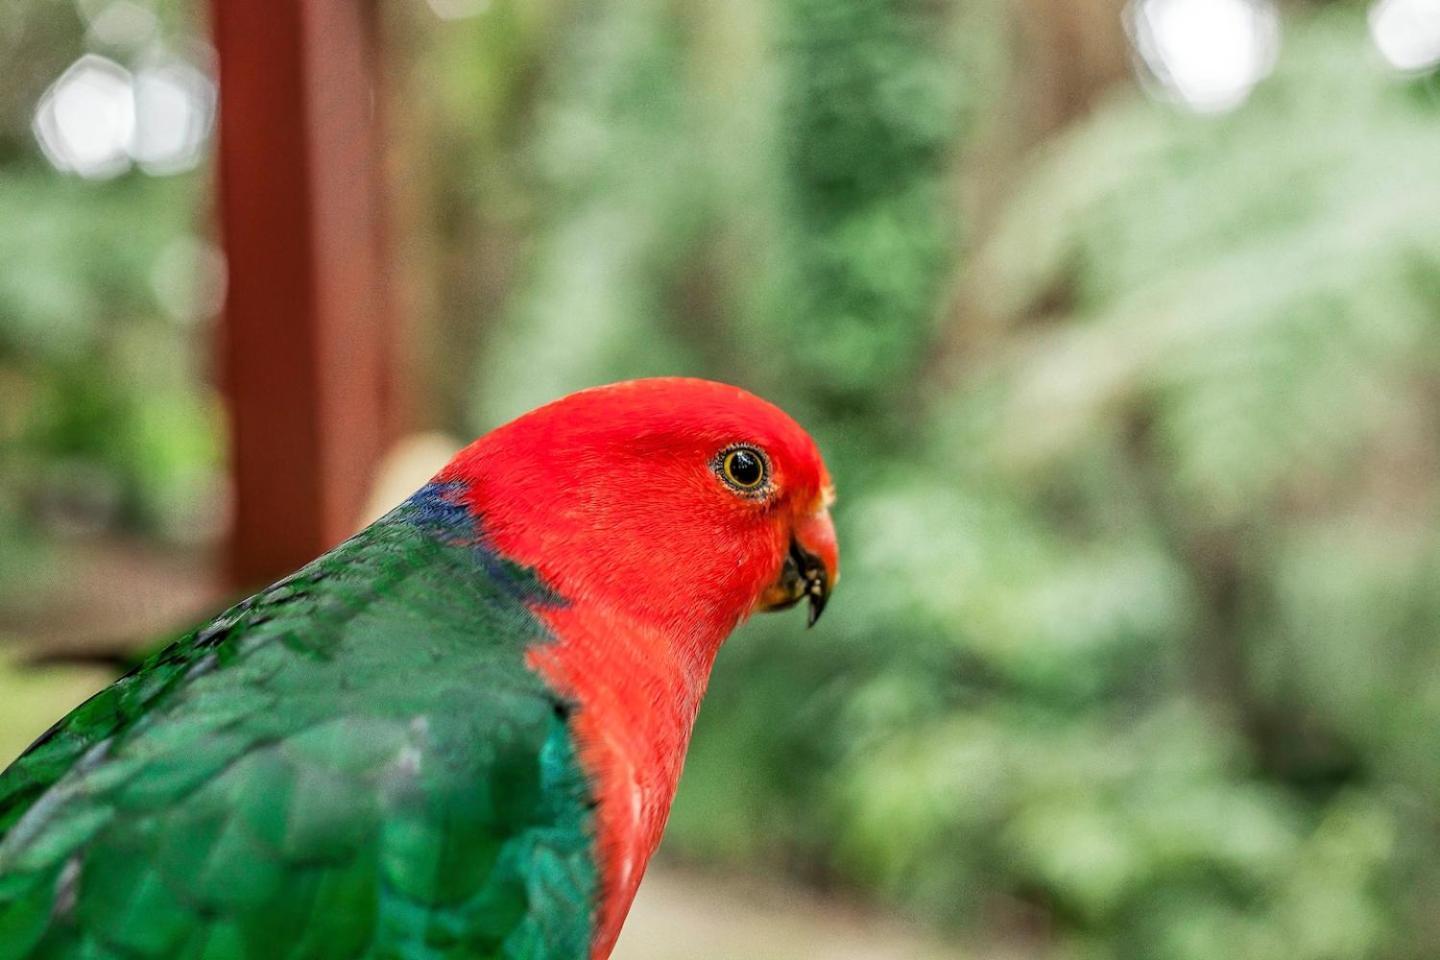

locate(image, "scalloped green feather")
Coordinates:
0 486 597 959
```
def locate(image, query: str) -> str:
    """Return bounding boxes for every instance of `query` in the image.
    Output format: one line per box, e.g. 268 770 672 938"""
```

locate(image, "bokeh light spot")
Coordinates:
1126 0 1281 113
84 0 159 51
32 51 215 180
426 0 490 21
1368 0 1440 73
132 59 216 175
32 54 135 180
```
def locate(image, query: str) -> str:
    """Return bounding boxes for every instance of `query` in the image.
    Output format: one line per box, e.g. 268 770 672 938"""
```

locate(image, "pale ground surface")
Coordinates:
615 866 965 960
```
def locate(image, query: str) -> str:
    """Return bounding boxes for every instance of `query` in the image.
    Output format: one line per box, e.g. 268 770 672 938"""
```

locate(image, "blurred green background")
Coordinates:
6 0 1440 957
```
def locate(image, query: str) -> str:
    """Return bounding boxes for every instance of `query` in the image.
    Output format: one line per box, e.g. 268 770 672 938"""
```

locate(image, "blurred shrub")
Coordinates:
459 3 1440 959
822 10 1435 960
0 0 219 590
8 0 1439 958
467 0 987 431
0 166 219 584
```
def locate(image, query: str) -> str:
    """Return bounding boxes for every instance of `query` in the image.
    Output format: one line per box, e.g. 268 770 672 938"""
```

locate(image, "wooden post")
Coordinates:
212 0 396 587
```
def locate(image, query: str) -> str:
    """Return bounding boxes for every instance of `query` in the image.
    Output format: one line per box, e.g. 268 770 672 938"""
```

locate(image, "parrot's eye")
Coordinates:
718 446 768 493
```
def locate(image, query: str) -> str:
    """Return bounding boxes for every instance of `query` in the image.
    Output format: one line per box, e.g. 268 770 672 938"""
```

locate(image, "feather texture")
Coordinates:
0 377 838 960
0 483 597 960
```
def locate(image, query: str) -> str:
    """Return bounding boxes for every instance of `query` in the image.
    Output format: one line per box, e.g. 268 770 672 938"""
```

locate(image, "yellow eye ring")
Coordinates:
720 447 768 492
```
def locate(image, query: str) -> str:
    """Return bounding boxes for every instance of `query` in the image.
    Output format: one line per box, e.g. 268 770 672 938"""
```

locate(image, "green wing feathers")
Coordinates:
0 491 598 959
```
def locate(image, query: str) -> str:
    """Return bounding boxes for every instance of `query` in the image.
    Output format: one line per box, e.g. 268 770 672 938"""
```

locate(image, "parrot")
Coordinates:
0 377 838 960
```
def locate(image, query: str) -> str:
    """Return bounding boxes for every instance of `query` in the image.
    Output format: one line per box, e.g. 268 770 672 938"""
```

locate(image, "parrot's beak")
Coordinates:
758 504 838 627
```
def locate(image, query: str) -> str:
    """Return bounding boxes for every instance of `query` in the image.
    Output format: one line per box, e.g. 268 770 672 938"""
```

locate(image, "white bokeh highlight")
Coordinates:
1127 0 1281 113
32 52 215 180
32 54 135 180
1369 0 1440 73
84 0 159 51
131 59 216 175
426 0 490 21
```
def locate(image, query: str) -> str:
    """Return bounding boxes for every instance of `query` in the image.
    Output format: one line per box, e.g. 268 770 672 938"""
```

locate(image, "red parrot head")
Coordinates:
439 378 837 956
440 377 838 647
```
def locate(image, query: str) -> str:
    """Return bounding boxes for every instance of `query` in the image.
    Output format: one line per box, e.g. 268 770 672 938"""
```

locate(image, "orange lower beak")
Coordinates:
758 507 838 626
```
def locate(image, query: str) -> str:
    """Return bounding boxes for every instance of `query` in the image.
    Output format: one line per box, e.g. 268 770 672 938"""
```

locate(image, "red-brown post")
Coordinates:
211 0 397 587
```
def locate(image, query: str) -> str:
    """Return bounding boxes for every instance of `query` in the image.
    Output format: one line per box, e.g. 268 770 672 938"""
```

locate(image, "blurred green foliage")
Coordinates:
0 166 218 591
450 3 1440 959
0 3 218 591
8 0 1440 958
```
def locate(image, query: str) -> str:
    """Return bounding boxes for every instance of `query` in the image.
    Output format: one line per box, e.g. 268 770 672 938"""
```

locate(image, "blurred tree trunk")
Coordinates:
1012 0 1131 137
213 0 399 587
946 0 1131 363
965 0 1130 230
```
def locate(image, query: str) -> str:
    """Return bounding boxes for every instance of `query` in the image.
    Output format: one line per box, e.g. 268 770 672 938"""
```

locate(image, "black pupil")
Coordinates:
728 450 762 486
